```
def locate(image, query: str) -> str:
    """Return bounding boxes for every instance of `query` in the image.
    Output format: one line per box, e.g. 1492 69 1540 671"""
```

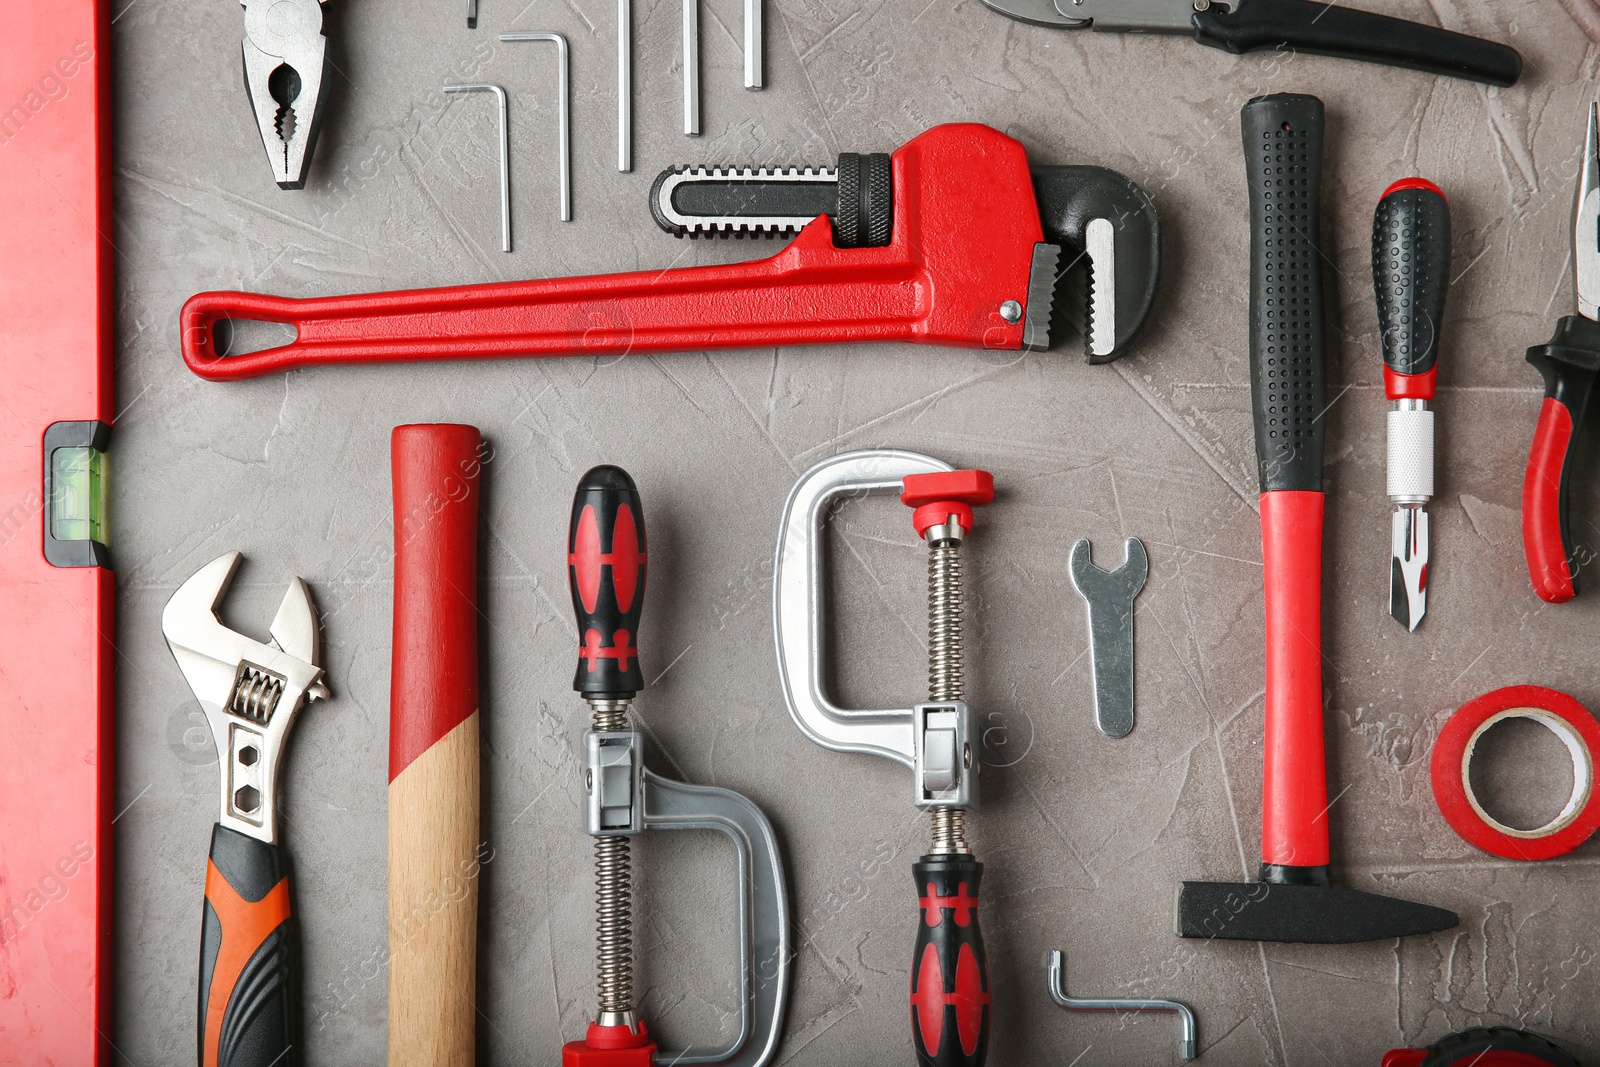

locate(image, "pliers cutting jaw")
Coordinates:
241 0 331 189
163 551 329 842
1520 102 1600 603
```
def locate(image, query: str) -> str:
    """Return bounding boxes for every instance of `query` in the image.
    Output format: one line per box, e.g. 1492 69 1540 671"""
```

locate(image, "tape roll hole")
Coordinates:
1463 709 1594 839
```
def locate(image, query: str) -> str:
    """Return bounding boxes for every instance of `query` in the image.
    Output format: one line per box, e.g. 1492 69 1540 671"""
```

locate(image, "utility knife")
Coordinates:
983 0 1522 88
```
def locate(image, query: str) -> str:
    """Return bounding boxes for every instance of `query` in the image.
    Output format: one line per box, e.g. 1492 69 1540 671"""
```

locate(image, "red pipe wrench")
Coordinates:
180 124 1159 380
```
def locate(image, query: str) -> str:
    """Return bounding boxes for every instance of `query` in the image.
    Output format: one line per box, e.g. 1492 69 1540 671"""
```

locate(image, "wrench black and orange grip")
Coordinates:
1522 316 1600 603
569 466 648 698
1373 179 1451 400
198 824 296 1067
910 856 990 1067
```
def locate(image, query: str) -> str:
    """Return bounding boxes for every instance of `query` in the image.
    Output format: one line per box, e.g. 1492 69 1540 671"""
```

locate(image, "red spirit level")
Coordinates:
0 1 115 1062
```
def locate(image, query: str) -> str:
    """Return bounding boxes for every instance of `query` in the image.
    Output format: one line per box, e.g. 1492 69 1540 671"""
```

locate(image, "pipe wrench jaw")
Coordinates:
241 0 331 189
1031 165 1162 363
162 552 329 842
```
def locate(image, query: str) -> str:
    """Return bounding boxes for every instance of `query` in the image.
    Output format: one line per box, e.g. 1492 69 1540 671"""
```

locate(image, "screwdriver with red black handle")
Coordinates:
1373 178 1451 631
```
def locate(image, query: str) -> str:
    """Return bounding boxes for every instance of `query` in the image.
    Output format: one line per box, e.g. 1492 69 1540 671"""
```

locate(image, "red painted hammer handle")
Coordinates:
388 424 483 1067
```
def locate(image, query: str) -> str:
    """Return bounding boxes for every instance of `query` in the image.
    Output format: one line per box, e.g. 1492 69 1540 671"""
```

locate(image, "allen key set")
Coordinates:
11 0 1600 1065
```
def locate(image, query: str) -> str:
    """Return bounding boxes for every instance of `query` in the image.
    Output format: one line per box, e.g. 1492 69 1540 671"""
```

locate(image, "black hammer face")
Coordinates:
1177 882 1459 944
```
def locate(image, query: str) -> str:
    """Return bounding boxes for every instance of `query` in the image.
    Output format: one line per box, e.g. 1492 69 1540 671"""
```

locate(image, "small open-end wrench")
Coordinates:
180 125 1160 380
1068 538 1147 738
162 553 330 1067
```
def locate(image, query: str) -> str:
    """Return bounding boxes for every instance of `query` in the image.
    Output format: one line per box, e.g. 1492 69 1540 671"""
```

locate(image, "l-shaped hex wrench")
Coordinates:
179 124 1160 381
499 32 571 222
443 83 510 252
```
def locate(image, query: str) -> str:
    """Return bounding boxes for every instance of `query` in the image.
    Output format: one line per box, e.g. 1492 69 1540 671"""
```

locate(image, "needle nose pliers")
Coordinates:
1521 100 1600 603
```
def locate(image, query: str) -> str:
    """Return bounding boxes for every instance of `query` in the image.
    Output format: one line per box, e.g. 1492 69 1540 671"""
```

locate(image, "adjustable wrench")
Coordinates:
162 553 330 1067
179 124 1159 380
1068 538 1147 739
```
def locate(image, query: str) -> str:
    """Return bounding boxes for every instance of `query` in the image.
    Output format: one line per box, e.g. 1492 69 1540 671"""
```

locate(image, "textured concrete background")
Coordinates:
110 0 1600 1062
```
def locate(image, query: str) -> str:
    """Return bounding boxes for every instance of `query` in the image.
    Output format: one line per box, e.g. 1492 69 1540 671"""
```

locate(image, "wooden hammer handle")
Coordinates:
388 424 483 1067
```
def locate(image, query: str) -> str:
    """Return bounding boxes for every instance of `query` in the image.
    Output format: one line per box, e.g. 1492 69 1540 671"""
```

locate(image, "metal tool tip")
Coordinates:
1389 507 1428 632
1579 102 1600 320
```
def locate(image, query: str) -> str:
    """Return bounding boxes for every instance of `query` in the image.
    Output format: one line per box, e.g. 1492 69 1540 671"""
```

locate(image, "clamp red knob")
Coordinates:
901 470 995 537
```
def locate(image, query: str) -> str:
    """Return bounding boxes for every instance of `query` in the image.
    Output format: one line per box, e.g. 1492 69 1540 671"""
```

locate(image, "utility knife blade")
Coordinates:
980 0 1086 27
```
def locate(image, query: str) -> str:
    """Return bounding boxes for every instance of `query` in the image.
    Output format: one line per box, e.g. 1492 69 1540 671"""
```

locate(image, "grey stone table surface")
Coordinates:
111 0 1600 1062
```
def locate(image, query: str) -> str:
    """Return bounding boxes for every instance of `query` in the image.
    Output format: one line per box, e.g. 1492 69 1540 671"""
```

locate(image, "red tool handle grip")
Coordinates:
1523 397 1580 603
390 424 483 779
179 236 929 381
1260 491 1330 871
569 466 648 699
910 856 990 1067
199 824 295 1067
1521 317 1600 603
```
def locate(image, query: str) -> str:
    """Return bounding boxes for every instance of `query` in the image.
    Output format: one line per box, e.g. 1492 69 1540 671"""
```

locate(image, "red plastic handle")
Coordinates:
1522 397 1578 604
1260 490 1329 869
179 125 1044 382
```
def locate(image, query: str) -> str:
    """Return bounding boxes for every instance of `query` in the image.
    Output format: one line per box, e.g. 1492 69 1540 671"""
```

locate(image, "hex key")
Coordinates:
499 32 572 222
443 83 511 252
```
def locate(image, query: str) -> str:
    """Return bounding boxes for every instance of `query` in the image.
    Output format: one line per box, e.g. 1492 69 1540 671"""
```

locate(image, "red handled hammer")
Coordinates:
387 424 484 1064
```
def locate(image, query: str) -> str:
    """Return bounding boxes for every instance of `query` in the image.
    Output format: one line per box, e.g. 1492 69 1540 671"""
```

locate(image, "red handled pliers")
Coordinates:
1522 100 1600 603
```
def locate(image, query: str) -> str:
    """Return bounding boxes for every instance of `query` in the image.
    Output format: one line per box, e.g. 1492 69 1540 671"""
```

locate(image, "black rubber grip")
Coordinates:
1373 184 1451 377
910 856 990 1067
1416 1027 1579 1067
1194 0 1522 88
199 825 296 1067
569 465 648 698
1242 93 1327 494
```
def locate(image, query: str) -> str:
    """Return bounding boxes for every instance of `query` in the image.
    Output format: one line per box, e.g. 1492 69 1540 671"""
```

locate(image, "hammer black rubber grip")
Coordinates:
569 466 648 698
910 856 990 1067
1243 93 1326 494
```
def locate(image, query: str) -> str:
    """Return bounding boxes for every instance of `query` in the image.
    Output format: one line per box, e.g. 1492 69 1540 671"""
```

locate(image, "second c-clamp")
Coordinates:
774 449 995 1067
562 466 790 1067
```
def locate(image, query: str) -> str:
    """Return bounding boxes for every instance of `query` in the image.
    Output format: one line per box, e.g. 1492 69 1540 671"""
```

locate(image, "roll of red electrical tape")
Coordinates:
1431 685 1600 862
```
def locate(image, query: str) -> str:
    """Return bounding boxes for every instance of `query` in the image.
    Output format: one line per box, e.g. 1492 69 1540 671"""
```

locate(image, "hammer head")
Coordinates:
1177 881 1458 944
